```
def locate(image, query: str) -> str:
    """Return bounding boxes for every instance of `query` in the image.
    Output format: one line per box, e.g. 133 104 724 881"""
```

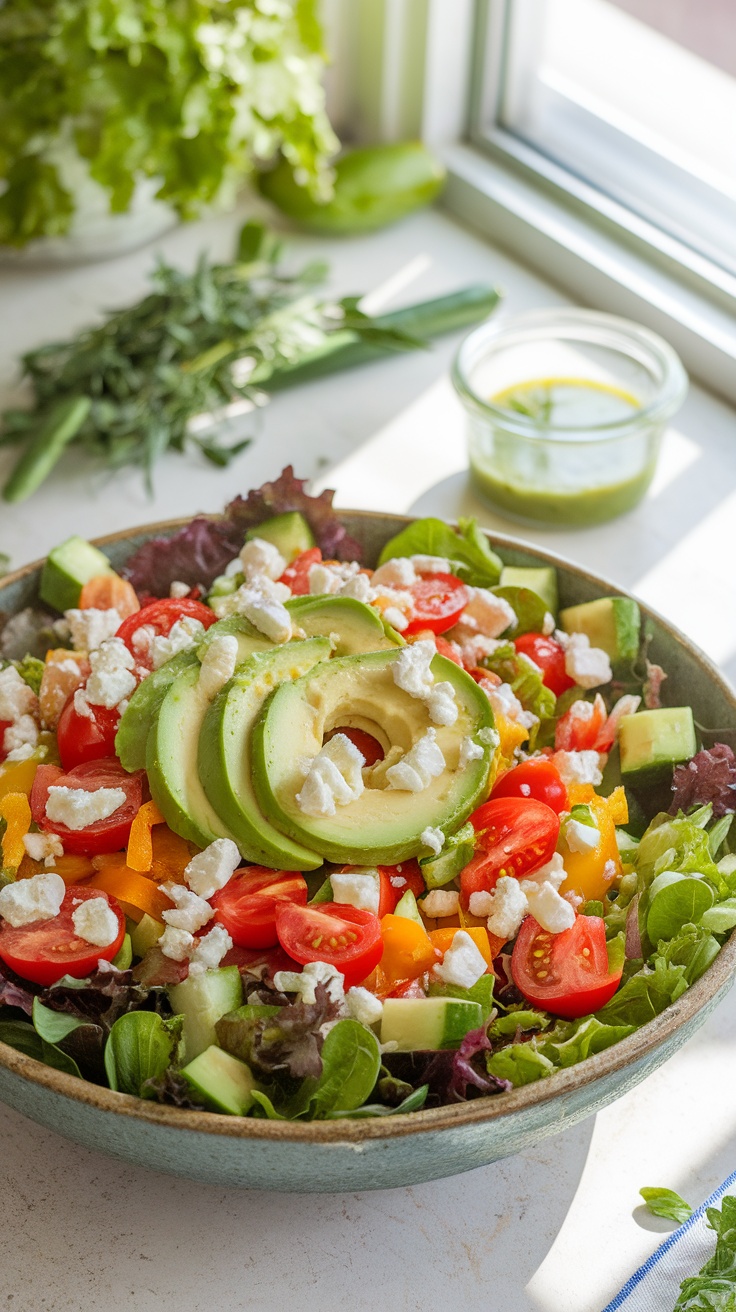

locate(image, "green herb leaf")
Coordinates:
0 1018 81 1078
640 1186 693 1224
490 586 548 637
287 1019 381 1119
377 517 502 587
104 1011 183 1097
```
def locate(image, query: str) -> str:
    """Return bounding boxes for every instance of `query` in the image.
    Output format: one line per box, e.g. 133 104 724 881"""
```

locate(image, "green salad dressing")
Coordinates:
468 376 657 527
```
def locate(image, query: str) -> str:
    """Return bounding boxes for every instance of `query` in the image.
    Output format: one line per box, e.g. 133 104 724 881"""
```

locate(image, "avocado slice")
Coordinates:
419 821 475 888
499 565 558 616
619 706 697 786
181 1045 259 1116
380 997 484 1051
252 649 495 865
287 595 402 654
245 511 315 561
196 614 276 665
559 596 640 669
198 638 331 870
116 649 200 772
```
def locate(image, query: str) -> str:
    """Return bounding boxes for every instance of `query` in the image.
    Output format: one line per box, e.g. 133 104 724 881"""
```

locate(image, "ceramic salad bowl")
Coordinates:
0 510 734 1193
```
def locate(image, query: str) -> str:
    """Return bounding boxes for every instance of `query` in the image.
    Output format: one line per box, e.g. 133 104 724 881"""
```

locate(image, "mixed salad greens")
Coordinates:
0 468 734 1121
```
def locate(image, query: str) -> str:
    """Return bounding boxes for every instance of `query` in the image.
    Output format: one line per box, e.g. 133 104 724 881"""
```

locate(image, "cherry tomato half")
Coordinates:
554 693 607 751
275 901 383 988
491 757 568 815
514 633 574 698
30 758 145 855
0 884 125 987
210 867 308 949
116 598 217 669
278 547 322 595
57 695 120 770
460 797 560 906
378 860 426 903
511 914 622 1019
403 573 469 637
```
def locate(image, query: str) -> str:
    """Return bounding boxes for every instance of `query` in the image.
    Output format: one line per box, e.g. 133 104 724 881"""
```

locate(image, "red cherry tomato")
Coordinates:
378 859 426 903
275 901 383 989
511 914 622 1019
554 693 607 751
116 598 216 669
0 884 125 987
326 726 384 767
491 758 568 815
514 633 574 697
403 573 469 637
278 547 322 595
210 867 308 949
460 797 560 906
30 758 145 855
56 695 120 770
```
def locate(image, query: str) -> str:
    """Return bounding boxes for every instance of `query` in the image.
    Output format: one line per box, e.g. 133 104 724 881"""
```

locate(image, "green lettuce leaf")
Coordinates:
0 1018 81 1078
637 815 719 889
539 1015 635 1067
486 1042 555 1086
481 642 556 726
377 517 502 587
104 1011 183 1097
595 957 689 1026
640 1186 693 1224
489 586 548 637
654 924 721 986
286 1019 381 1119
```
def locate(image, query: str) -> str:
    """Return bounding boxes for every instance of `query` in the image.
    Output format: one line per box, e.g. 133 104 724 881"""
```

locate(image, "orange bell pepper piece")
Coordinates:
148 825 194 884
78 574 140 619
0 756 39 801
429 925 495 968
606 786 629 826
494 710 529 761
126 801 165 872
88 861 173 923
380 913 440 983
0 793 32 871
55 854 96 885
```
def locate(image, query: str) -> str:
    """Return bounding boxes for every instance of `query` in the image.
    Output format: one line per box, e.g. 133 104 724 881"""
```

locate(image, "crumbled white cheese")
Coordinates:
273 960 346 1006
233 577 292 643
433 930 487 988
22 831 63 862
519 878 575 934
160 882 214 933
386 728 446 792
84 637 136 709
345 986 383 1027
72 687 95 720
420 825 445 855
187 923 233 976
565 817 600 854
460 588 517 639
239 537 287 583
426 680 458 726
45 785 126 830
198 634 239 701
169 581 191 599
371 558 417 589
71 896 120 948
564 633 612 689
150 617 205 670
453 633 503 669
296 733 366 817
5 742 37 763
487 681 538 732
393 639 435 699
476 876 528 939
64 608 122 654
411 554 452 575
0 872 66 927
477 727 501 750
340 573 373 604
3 715 39 754
159 925 196 961
553 749 603 787
330 869 380 914
0 667 37 721
459 735 485 768
422 889 459 917
131 624 157 661
184 838 241 900
542 611 555 636
308 560 361 596
382 606 409 632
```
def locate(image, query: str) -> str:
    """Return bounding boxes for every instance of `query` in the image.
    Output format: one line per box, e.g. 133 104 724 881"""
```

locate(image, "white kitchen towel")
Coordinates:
602 1169 736 1311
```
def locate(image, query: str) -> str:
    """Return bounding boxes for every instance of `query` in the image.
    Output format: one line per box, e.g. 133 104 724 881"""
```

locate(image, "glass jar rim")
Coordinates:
451 307 688 442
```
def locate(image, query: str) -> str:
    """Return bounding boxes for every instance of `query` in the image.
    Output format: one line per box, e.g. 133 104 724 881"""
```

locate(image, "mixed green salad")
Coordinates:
0 468 734 1121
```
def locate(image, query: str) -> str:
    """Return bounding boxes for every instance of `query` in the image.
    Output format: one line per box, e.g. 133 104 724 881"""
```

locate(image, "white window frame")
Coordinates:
328 0 736 405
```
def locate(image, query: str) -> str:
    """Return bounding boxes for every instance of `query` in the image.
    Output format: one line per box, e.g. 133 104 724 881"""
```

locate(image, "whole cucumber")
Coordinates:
258 141 446 234
2 395 91 503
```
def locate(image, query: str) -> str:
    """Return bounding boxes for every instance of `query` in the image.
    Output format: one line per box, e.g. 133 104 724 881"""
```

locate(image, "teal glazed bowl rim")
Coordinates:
0 510 734 1164
451 307 689 440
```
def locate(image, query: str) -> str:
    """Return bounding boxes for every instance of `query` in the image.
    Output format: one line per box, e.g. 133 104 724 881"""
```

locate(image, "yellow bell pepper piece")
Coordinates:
559 788 623 902
380 913 440 983
0 757 38 801
126 801 165 872
0 792 32 871
494 710 529 761
429 925 496 967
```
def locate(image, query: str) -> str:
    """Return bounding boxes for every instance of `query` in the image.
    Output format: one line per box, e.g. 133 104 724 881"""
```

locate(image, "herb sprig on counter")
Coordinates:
1 222 499 503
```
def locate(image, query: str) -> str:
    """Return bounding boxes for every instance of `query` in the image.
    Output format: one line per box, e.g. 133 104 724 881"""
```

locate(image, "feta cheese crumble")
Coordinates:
183 839 241 900
0 667 37 722
563 633 612 689
345 986 383 1027
169 581 190 599
472 876 528 939
553 749 603 787
433 930 487 988
198 634 239 700
160 882 214 933
235 577 292 643
421 889 459 917
83 637 136 710
330 869 380 914
71 897 120 948
273 960 346 1005
3 715 39 755
239 537 287 583
391 639 457 725
22 831 64 862
187 924 233 976
565 817 600 854
65 608 122 654
371 557 417 589
458 735 485 768
296 733 366 817
150 617 205 670
45 785 126 830
420 825 445 855
159 925 196 962
471 854 575 937
458 588 516 639
385 728 446 792
0 872 65 927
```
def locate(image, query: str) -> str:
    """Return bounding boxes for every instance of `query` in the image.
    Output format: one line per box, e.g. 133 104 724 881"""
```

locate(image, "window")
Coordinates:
475 0 736 279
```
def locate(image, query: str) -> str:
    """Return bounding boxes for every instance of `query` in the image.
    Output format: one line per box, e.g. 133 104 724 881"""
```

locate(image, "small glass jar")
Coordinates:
452 308 688 527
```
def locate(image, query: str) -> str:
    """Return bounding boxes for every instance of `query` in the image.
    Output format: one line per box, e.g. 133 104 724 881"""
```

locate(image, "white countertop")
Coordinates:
1 204 736 1312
